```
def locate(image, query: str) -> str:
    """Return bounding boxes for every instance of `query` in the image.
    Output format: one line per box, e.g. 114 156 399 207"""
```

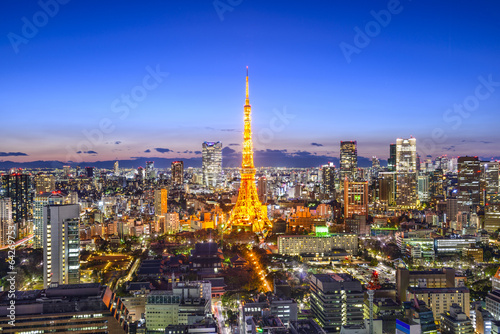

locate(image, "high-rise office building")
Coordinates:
43 204 80 288
379 172 397 207
114 161 119 176
0 198 13 247
310 273 364 333
202 141 222 188
154 188 168 216
396 138 418 209
396 173 419 209
63 165 71 177
171 161 184 186
457 156 481 212
344 179 368 219
372 156 380 169
322 162 336 199
340 141 357 181
418 174 430 203
35 174 55 193
481 161 499 205
257 176 268 203
33 191 75 249
430 169 445 200
484 194 500 233
85 166 94 178
396 138 417 173
145 161 156 180
388 143 397 172
1 172 30 224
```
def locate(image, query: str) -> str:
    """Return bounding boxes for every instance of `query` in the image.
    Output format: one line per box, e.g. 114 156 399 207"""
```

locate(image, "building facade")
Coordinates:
202 141 223 189
43 204 80 288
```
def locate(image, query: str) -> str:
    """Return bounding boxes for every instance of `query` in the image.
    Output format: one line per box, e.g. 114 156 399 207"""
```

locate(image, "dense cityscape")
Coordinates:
2 1 500 334
1 70 500 333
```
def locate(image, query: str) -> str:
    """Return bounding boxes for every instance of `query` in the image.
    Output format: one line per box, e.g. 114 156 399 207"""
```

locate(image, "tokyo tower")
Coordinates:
225 67 273 236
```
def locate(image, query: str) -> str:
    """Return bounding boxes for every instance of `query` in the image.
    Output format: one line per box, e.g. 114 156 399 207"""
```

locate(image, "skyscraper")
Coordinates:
114 161 119 176
396 138 417 173
322 162 336 199
378 172 397 207
202 141 222 188
171 161 184 186
457 156 481 212
43 204 80 288
85 166 94 178
1 172 30 224
310 273 364 333
146 161 156 179
34 174 55 193
154 188 168 216
388 143 396 172
344 179 368 219
226 68 272 236
257 176 267 203
0 198 13 247
33 191 75 249
396 138 418 209
340 141 357 181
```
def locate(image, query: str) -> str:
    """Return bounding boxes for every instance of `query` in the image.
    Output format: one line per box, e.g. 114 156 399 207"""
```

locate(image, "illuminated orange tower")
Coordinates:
226 67 272 236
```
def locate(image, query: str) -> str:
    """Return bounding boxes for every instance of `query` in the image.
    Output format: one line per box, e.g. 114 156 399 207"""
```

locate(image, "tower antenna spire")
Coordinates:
245 66 249 101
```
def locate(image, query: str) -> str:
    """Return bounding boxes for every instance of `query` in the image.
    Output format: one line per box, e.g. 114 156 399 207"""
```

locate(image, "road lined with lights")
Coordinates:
248 251 271 292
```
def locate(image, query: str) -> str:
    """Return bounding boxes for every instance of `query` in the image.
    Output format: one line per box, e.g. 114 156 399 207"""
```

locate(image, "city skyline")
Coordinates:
1 1 500 166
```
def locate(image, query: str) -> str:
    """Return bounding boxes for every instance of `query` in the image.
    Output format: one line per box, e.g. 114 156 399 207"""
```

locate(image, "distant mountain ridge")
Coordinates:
0 154 387 170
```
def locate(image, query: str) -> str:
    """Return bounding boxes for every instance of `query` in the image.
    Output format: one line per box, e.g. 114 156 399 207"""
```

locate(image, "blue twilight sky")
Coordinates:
1 0 500 166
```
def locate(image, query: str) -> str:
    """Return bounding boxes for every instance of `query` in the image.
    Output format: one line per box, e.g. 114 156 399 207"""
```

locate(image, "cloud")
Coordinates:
155 148 172 153
221 129 238 132
115 141 122 145
222 147 238 157
144 149 151 153
311 143 323 147
229 143 240 146
183 150 193 154
480 141 493 144
76 151 98 154
0 152 28 157
443 146 455 151
194 151 202 154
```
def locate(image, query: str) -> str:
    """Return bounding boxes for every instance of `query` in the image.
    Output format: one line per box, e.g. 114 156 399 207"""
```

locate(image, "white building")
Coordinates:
43 204 80 288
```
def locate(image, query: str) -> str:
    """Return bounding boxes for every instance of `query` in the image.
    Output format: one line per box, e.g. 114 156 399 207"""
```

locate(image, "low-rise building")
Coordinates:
0 283 128 333
406 287 470 323
278 233 358 256
440 303 474 334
